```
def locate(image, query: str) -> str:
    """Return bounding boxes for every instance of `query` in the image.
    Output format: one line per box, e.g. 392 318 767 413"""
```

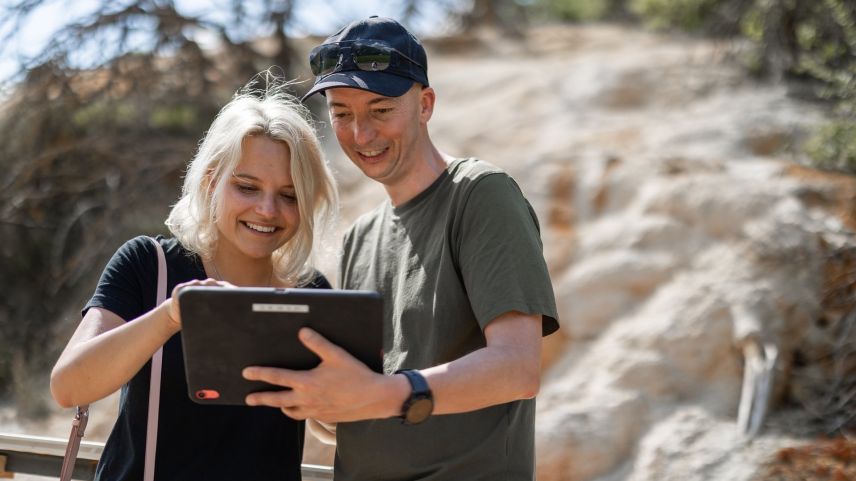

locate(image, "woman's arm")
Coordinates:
50 278 228 407
50 302 178 408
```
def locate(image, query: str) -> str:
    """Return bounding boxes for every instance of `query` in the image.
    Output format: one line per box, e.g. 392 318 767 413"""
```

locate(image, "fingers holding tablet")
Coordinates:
243 328 388 423
167 278 235 328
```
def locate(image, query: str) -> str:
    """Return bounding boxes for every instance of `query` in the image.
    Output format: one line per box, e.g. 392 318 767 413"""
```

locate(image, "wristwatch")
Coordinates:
395 369 434 425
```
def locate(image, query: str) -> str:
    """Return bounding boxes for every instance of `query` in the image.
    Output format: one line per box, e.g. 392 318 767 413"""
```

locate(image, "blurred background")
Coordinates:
1 0 855 479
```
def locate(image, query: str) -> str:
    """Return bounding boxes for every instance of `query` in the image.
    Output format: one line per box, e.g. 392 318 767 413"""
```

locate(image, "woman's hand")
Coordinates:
164 278 236 330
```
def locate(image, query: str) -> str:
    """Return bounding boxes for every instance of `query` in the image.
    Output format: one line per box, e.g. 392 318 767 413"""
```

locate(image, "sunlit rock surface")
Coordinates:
423 24 853 481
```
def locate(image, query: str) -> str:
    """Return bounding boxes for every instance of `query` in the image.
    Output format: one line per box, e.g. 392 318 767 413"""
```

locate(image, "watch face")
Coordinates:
405 397 434 424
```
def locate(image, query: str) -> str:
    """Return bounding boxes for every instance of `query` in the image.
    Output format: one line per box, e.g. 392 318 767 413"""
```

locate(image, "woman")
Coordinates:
50 76 338 481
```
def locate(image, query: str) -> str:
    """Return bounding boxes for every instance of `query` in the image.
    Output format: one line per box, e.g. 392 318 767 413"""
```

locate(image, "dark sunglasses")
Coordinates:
309 40 425 77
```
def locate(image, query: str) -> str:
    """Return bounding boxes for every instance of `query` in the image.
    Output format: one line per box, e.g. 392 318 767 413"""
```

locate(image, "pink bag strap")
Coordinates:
59 405 89 481
145 236 168 481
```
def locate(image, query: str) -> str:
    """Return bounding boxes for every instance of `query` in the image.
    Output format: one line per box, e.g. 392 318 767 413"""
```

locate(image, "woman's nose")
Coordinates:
255 193 276 217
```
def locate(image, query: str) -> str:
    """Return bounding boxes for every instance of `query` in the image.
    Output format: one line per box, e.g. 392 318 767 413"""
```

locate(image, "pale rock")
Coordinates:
536 389 648 481
625 406 797 481
633 175 783 240
574 215 694 257
555 250 677 339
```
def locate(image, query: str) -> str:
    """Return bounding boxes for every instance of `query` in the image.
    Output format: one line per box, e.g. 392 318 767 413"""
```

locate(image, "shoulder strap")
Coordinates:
145 236 167 481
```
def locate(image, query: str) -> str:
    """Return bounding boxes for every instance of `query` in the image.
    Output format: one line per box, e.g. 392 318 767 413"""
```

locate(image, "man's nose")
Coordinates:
353 116 376 146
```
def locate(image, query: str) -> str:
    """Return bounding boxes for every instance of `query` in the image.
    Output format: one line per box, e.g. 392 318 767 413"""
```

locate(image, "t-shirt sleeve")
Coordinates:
339 225 365 291
83 236 157 322
456 173 559 336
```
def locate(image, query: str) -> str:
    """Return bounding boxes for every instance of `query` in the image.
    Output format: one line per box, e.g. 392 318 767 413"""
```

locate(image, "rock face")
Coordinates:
418 24 853 481
296 24 856 477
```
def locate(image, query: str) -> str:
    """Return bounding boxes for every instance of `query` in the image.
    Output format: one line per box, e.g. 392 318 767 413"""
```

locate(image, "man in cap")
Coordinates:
244 16 559 480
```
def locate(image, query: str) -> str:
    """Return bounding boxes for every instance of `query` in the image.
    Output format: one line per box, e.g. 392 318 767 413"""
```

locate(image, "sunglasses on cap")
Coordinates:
309 40 425 78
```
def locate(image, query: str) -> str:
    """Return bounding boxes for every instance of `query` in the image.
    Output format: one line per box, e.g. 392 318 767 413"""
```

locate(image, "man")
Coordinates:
243 16 559 480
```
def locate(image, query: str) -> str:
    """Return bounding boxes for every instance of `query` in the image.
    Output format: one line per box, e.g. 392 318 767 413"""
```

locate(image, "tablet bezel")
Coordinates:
177 286 383 405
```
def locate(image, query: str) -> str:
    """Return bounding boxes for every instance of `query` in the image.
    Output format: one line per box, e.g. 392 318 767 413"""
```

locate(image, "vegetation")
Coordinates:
806 122 856 174
753 437 856 481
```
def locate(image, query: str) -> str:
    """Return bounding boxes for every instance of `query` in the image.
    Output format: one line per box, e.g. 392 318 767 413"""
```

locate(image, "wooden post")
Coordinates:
0 453 16 478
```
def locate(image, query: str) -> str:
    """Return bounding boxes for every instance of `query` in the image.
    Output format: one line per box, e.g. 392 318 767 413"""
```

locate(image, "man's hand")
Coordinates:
244 312 542 422
243 328 408 423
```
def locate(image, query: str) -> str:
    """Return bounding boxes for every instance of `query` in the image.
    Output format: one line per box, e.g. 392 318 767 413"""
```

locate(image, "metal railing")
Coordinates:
0 433 333 480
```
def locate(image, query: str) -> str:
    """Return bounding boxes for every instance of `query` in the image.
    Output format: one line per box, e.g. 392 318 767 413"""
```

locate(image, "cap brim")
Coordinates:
301 71 415 102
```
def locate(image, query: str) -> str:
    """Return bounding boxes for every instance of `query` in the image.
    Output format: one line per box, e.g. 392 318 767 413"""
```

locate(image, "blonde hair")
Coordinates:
166 72 338 285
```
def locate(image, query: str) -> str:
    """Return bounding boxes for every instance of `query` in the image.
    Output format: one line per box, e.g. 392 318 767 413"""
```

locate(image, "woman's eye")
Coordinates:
237 184 257 193
280 193 297 203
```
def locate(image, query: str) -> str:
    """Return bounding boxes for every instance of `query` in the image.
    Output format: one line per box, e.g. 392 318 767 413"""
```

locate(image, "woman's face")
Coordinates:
214 135 300 261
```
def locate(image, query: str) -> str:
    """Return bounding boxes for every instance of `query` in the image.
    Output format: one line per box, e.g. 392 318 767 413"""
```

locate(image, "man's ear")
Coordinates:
419 86 435 124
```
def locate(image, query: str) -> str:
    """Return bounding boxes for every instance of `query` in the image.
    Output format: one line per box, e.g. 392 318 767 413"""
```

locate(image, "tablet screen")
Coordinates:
178 287 383 405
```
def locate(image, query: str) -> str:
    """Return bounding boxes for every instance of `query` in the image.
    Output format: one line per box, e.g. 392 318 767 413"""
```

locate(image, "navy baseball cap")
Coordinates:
302 16 429 101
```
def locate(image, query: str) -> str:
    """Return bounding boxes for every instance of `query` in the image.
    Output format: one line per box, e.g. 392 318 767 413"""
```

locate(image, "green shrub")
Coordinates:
149 105 199 133
806 120 856 174
541 0 613 21
630 0 714 31
739 5 764 42
71 101 137 130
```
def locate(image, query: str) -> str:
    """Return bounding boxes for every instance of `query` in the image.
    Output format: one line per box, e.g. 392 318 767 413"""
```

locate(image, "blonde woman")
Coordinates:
50 75 338 481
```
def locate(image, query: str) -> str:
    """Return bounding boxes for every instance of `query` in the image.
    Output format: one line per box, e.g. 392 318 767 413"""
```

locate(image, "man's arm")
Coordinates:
420 310 542 413
242 310 542 423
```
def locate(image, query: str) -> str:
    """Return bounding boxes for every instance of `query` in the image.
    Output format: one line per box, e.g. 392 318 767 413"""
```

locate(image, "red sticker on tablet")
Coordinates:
195 389 220 400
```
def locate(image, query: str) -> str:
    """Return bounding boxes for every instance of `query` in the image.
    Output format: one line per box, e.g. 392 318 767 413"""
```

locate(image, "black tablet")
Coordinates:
177 286 383 405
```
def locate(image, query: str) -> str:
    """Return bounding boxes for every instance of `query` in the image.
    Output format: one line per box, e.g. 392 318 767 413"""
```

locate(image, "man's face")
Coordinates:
326 85 428 186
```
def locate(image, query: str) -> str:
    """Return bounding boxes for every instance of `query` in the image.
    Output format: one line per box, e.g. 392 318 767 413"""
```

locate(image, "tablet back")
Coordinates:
178 287 383 405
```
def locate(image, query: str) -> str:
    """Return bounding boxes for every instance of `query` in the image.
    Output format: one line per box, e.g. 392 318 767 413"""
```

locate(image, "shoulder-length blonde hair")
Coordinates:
166 74 338 285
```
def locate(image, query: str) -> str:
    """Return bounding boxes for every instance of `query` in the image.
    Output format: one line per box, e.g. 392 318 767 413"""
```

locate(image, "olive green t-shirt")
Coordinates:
336 158 559 481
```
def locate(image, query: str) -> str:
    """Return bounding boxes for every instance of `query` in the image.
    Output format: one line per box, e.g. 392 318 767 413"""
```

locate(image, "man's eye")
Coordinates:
374 108 392 115
332 111 350 119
